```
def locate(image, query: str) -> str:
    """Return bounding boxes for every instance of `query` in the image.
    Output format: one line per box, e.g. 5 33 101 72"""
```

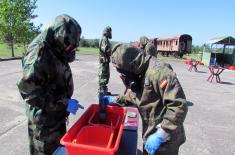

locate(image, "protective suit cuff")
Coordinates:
156 125 170 142
61 98 69 107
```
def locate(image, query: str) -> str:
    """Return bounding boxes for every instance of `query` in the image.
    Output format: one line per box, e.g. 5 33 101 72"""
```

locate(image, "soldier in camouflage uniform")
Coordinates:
98 26 112 94
139 36 158 57
145 42 158 57
139 36 149 51
111 44 188 155
17 14 83 155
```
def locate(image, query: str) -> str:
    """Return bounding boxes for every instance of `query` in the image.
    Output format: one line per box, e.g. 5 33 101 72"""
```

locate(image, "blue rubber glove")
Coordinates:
100 95 116 105
66 99 84 115
144 128 167 155
52 146 67 155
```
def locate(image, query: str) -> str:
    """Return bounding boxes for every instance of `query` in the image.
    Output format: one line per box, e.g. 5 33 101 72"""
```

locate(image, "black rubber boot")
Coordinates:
99 85 111 95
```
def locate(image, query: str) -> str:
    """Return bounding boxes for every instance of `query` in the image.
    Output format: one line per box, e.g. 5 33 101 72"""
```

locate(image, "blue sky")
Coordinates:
33 0 235 45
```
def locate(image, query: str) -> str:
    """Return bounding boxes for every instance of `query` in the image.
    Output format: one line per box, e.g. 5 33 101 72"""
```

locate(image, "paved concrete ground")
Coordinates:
0 54 235 155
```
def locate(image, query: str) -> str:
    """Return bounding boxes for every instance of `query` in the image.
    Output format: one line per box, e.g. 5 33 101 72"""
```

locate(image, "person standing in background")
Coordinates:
98 26 112 95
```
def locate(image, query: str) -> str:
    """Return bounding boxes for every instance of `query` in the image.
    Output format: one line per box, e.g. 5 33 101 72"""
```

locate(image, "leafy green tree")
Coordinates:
79 36 88 47
192 45 203 54
17 22 41 51
0 0 40 57
79 37 114 48
87 39 99 48
92 39 99 48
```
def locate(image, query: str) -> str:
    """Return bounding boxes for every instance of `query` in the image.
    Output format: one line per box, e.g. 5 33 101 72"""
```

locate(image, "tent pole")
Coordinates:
222 44 226 67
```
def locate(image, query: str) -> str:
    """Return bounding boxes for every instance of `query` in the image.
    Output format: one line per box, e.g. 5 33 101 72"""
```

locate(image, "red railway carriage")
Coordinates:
130 34 192 58
157 34 192 58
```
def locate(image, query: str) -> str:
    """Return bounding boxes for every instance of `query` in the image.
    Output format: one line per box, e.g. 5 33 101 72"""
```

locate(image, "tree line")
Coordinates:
79 37 99 48
191 45 204 54
79 36 118 48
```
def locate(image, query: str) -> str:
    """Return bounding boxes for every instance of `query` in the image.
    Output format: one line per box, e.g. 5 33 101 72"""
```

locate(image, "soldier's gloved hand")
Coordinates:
100 95 117 105
66 99 84 115
144 127 169 155
52 146 67 155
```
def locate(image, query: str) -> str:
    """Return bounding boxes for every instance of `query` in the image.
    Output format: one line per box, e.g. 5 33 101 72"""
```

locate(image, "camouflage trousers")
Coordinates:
27 119 66 155
98 61 110 86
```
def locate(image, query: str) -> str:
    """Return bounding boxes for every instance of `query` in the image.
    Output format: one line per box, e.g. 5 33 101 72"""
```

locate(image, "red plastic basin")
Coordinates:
89 111 120 129
73 125 114 148
60 104 125 155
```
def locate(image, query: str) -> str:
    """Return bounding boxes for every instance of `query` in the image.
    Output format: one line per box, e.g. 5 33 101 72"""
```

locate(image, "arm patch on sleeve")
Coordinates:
160 79 168 89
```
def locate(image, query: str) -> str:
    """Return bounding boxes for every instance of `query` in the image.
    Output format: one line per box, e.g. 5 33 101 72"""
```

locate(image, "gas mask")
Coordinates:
103 26 112 39
63 31 80 63
116 68 142 92
51 15 81 63
64 44 77 63
107 31 112 39
65 49 76 63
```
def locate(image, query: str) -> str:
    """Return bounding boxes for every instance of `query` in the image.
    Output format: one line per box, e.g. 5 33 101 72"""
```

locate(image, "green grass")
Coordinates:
0 43 201 62
77 47 202 61
77 47 99 55
0 43 25 58
0 44 99 58
183 53 202 60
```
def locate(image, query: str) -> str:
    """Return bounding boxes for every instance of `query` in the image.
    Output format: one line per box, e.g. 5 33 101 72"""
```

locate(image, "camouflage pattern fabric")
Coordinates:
111 43 149 75
145 42 157 57
102 26 112 38
112 44 188 155
98 26 112 87
17 14 81 155
139 36 149 50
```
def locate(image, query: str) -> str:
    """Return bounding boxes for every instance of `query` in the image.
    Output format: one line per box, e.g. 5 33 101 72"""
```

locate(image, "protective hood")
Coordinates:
29 14 81 63
139 36 149 46
145 43 157 57
111 43 150 75
102 26 112 39
50 14 81 51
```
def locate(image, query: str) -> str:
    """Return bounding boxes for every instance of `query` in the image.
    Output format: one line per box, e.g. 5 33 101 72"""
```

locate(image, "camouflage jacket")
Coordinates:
118 57 188 145
99 36 111 63
17 34 73 126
